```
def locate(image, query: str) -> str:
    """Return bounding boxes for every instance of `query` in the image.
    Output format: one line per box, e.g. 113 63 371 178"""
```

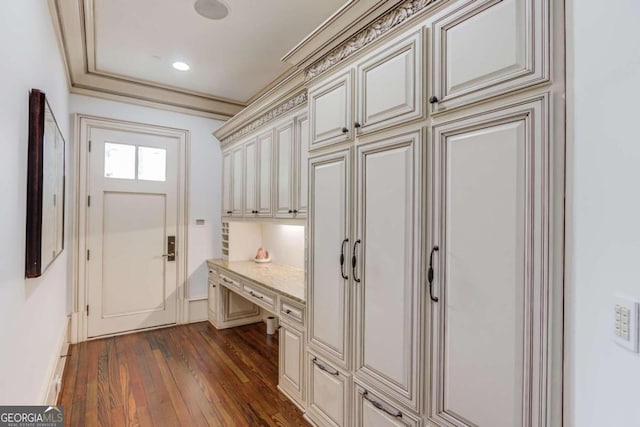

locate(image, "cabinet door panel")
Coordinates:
429 97 551 427
295 114 309 216
432 0 548 111
309 70 352 150
231 146 243 216
275 121 294 217
222 151 232 216
308 150 351 368
354 383 421 427
257 131 273 216
307 353 350 427
357 30 422 133
244 138 257 216
354 131 422 411
279 324 305 405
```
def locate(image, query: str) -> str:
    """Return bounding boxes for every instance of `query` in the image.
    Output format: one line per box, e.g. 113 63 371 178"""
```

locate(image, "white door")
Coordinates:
257 130 273 216
308 149 351 369
309 70 353 150
222 151 232 216
87 127 180 337
231 146 244 216
275 120 294 217
244 138 257 216
295 114 309 217
354 131 422 410
429 98 551 427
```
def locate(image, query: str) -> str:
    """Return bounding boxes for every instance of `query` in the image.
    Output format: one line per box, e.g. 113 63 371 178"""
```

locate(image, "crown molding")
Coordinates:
50 0 245 118
304 0 440 81
218 90 308 148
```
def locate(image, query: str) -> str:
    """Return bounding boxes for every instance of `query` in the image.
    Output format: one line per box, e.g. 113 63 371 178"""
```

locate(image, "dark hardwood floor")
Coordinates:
58 322 309 426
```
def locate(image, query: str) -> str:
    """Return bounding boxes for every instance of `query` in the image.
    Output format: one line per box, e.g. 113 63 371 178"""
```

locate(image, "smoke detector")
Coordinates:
194 0 229 20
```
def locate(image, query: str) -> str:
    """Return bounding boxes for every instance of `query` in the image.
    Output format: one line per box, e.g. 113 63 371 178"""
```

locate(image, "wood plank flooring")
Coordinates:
58 322 309 426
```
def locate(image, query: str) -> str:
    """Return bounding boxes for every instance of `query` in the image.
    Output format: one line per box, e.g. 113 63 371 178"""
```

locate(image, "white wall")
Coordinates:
567 1 640 425
69 95 225 300
0 1 70 404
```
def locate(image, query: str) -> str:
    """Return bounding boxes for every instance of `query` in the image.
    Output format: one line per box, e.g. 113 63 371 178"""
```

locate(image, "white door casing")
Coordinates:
429 96 551 427
78 117 189 339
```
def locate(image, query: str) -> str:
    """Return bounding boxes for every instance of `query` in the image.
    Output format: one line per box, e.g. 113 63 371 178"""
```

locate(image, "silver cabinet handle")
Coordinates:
363 391 402 418
312 357 339 376
161 253 175 257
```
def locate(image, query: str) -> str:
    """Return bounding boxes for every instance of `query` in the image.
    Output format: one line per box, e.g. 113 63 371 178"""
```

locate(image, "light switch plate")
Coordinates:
614 295 639 352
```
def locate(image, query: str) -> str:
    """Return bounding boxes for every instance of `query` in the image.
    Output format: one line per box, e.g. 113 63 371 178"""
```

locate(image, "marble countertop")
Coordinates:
207 259 305 304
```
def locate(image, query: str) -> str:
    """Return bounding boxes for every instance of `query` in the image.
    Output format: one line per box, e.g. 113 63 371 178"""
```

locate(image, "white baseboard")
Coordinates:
189 298 209 323
41 316 70 405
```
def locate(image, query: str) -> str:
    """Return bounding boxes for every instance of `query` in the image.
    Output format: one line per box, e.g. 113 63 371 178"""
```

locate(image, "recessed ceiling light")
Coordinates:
194 0 229 20
172 61 190 71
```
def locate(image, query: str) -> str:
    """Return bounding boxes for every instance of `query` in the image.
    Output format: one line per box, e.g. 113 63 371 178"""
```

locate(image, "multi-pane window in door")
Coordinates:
104 142 166 182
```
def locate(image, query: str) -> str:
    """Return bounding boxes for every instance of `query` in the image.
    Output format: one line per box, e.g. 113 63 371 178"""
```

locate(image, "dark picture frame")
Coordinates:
26 89 66 278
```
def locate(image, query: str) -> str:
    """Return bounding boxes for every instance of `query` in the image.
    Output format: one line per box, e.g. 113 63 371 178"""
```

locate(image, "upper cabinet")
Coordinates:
309 70 353 150
430 0 549 111
356 30 423 134
221 110 306 221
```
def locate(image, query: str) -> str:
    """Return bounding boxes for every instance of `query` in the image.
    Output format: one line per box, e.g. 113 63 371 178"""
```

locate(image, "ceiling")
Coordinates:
52 0 351 117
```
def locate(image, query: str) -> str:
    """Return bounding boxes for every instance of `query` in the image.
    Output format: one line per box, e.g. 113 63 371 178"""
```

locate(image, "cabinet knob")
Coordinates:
293 209 298 214
288 209 293 214
354 122 361 128
341 127 349 133
226 210 232 214
429 96 439 104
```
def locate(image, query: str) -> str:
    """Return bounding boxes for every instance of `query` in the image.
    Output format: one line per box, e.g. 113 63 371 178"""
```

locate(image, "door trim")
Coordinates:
70 114 190 342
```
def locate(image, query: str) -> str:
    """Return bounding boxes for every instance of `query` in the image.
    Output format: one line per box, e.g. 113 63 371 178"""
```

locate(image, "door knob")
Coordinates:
429 96 439 104
341 127 349 133
354 122 361 128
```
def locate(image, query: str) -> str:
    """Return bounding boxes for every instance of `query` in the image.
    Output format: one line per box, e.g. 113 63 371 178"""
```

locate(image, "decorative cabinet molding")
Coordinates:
430 0 549 111
309 70 353 150
305 0 439 81
356 29 423 134
428 96 551 427
353 131 423 412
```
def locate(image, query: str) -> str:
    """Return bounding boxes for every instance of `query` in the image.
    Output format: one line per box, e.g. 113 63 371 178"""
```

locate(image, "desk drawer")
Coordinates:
243 283 276 311
219 273 241 291
280 298 305 328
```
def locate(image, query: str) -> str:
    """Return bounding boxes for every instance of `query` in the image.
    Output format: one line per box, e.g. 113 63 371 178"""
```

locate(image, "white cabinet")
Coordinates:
228 145 244 217
222 151 232 216
308 149 351 369
275 120 295 217
307 352 351 427
309 70 353 150
275 115 308 219
428 97 552 427
431 0 549 111
353 131 422 411
207 268 218 317
279 323 305 407
356 30 423 134
257 130 273 216
243 131 273 217
353 383 421 427
243 138 257 216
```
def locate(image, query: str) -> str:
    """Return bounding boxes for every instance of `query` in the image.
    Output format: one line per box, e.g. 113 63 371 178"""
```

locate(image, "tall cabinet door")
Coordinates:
222 151 232 216
295 114 310 217
231 146 244 216
243 138 257 216
354 131 422 411
257 131 273 216
308 149 351 369
429 97 551 427
275 121 294 217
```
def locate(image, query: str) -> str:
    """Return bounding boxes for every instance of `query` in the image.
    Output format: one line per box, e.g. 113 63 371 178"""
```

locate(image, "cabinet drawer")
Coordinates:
353 383 420 427
243 283 276 311
356 29 423 134
219 273 241 291
431 0 548 111
279 298 305 328
307 352 351 427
